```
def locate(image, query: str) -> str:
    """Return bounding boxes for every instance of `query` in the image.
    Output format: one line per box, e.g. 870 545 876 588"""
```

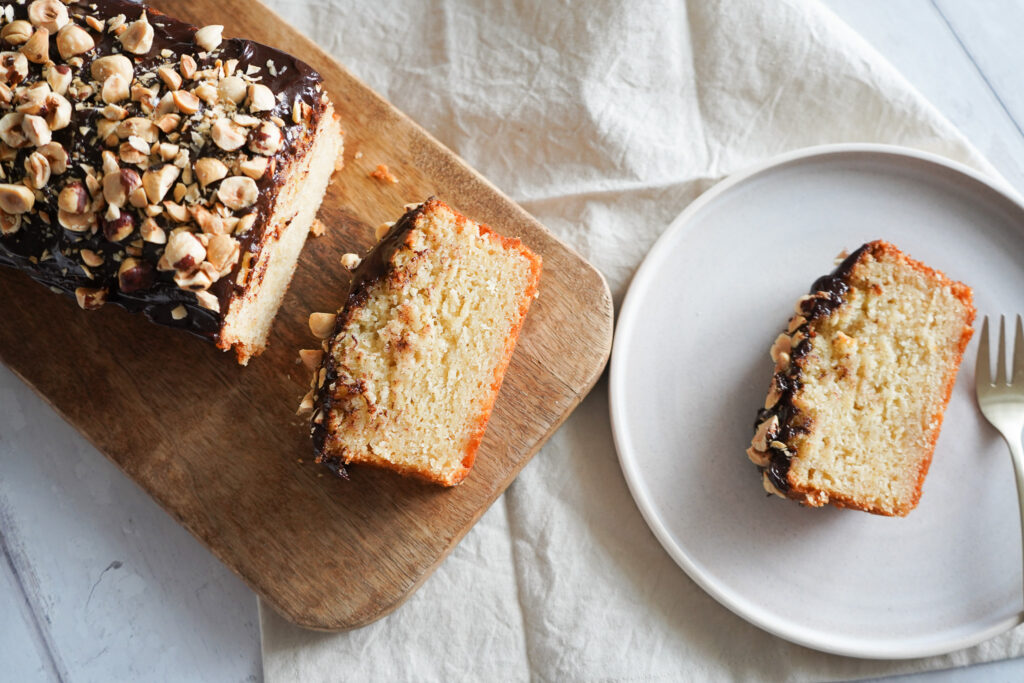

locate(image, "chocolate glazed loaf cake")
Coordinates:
300 199 542 485
0 0 342 363
748 241 975 516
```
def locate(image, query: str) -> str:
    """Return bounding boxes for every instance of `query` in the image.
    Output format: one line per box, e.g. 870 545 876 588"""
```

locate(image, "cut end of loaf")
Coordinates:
749 241 975 516
218 109 343 364
310 198 542 485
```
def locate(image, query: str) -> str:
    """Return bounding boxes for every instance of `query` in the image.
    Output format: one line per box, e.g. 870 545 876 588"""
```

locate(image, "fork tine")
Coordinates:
1014 315 1024 385
978 316 991 387
997 315 1008 386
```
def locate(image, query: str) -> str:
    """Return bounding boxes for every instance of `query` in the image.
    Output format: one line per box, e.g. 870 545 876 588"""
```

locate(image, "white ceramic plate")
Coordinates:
610 144 1024 659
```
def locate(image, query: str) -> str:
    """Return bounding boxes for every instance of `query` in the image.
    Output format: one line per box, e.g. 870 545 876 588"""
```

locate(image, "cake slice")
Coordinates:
748 241 975 516
302 198 542 485
0 0 343 364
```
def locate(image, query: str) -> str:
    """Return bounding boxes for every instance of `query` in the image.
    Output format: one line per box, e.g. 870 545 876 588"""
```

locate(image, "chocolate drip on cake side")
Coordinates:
310 201 430 476
750 244 870 494
0 0 327 339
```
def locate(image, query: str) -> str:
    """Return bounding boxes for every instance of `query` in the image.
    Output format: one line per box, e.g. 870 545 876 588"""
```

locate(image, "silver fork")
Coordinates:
976 315 1024 598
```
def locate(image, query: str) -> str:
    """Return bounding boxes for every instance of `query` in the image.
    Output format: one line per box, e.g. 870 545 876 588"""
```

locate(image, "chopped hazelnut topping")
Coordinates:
309 312 337 340
0 212 21 235
20 27 50 64
0 182 35 214
340 253 360 269
194 290 220 313
118 12 154 55
194 25 223 52
1 21 34 46
117 257 154 292
194 157 228 187
238 155 268 180
211 117 246 151
375 221 394 240
75 286 107 310
171 89 199 115
309 218 326 237
55 24 94 60
44 64 71 95
101 73 129 103
216 175 257 210
142 164 180 204
170 304 187 320
91 54 133 84
217 75 246 104
21 113 50 146
23 151 49 189
103 167 141 208
80 249 104 267
28 1 68 34
247 83 275 112
247 120 281 155
157 65 182 91
58 181 88 213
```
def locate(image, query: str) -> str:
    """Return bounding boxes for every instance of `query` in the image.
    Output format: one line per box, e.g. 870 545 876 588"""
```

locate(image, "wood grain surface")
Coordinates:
0 0 612 630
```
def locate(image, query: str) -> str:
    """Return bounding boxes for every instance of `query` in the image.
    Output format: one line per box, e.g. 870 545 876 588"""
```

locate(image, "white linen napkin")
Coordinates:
259 0 1023 679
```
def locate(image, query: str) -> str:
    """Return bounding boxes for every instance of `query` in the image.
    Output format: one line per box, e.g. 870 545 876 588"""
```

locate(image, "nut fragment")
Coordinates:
217 75 246 104
0 51 28 86
340 253 360 269
769 333 792 365
103 167 142 207
101 74 129 104
58 209 94 232
194 157 228 187
162 230 206 272
157 65 182 91
375 221 393 240
194 25 223 52
91 55 133 84
246 83 275 112
746 446 770 467
179 53 197 80
117 257 154 292
170 304 187 320
155 113 181 133
102 210 135 242
0 183 34 214
752 415 780 452
206 233 240 273
28 0 69 33
58 181 89 213
139 217 167 244
117 117 158 143
296 390 314 416
44 64 71 95
75 287 107 310
299 349 323 371
55 23 94 59
0 112 26 147
41 92 71 131
171 89 199 115
24 151 50 189
118 12 154 55
20 28 50 64
142 164 180 204
35 141 66 174
174 267 212 291
211 118 246 151
1 21 34 46
0 212 20 236
238 155 268 180
18 108 49 141
217 176 257 210
247 120 282 155
80 249 103 267
309 312 337 340
194 290 220 312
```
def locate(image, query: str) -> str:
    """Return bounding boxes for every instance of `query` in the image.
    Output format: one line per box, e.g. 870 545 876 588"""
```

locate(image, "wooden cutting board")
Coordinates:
0 0 612 630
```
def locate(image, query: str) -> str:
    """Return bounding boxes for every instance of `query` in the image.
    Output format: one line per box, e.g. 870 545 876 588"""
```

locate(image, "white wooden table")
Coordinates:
3 1 1024 680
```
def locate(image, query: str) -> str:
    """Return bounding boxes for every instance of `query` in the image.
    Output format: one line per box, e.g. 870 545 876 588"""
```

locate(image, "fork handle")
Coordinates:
1004 434 1024 606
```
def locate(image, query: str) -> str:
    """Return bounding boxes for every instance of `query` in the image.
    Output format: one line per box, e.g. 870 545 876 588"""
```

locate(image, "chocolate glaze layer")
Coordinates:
0 0 327 339
310 201 430 476
755 244 871 492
